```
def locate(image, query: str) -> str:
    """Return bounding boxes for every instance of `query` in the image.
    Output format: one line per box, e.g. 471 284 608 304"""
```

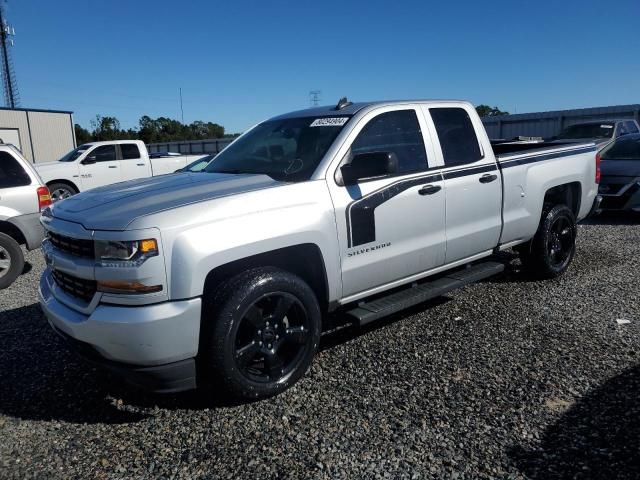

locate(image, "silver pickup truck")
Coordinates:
38 99 600 399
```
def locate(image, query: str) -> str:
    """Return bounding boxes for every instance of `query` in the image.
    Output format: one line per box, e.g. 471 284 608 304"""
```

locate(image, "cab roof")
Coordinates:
269 99 469 121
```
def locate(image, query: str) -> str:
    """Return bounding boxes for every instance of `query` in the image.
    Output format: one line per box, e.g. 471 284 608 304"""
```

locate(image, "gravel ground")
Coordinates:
0 214 639 479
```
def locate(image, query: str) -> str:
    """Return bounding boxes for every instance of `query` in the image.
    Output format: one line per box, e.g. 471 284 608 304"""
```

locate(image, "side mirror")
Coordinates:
81 155 97 165
341 151 398 185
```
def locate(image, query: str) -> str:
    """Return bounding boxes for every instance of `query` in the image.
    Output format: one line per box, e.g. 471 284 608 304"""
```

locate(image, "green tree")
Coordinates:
74 124 92 144
476 105 509 117
91 115 122 141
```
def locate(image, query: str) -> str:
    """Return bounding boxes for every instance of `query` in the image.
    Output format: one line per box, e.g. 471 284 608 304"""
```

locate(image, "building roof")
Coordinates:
0 106 73 114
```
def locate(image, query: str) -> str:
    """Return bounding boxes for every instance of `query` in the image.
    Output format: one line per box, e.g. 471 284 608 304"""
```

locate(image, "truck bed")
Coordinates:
491 140 594 157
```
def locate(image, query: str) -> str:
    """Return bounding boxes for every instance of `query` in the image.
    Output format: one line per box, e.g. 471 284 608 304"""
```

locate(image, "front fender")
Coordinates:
156 181 341 302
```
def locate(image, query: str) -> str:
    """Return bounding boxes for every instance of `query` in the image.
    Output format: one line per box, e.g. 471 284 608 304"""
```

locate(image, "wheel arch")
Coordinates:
0 220 26 245
202 243 331 314
46 179 79 193
543 182 581 217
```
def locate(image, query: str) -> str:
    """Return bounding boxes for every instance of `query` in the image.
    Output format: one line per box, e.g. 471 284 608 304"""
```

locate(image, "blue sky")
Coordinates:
9 0 640 134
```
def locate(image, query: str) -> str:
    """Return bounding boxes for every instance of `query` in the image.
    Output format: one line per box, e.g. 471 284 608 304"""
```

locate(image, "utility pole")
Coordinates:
309 90 321 107
0 1 18 108
179 87 184 123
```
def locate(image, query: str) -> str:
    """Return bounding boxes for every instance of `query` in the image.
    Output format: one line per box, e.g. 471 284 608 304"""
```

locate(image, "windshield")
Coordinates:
185 155 214 172
556 123 615 140
204 116 351 181
600 137 640 160
59 144 91 162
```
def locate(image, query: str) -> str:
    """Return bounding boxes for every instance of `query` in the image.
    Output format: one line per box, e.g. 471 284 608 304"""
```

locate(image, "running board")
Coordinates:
345 261 505 326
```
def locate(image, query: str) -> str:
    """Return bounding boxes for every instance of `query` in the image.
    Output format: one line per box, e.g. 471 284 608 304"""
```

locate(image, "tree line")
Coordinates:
74 106 508 145
74 115 227 145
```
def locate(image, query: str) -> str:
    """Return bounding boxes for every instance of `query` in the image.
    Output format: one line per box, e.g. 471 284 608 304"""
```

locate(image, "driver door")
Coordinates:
79 145 121 190
326 106 447 299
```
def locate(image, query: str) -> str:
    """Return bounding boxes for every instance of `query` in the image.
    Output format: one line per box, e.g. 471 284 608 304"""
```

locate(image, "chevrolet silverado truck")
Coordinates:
35 140 206 201
38 99 600 399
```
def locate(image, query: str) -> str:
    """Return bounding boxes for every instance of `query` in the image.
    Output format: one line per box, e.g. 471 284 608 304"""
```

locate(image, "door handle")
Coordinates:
479 174 497 183
418 184 441 195
136 163 145 166
108 165 118 169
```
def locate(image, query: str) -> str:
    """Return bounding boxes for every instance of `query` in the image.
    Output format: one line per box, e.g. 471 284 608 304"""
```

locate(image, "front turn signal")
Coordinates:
97 280 163 295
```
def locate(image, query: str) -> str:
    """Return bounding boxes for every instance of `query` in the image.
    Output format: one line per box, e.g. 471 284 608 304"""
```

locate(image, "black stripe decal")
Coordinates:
346 172 442 247
498 146 596 168
344 145 596 248
442 163 497 179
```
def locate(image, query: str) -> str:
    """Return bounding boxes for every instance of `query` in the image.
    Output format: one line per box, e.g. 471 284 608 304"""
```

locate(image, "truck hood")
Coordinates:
34 161 76 182
50 172 280 230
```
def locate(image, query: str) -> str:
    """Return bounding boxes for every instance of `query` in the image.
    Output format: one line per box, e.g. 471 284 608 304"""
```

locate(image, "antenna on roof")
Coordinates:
334 97 352 111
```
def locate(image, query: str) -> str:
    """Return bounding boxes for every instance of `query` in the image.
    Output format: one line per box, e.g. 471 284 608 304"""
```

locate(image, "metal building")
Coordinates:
147 137 234 157
0 106 75 163
482 103 640 140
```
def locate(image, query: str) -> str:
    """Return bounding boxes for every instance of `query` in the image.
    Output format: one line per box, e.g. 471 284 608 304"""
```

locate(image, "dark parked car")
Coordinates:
550 119 640 149
598 133 640 212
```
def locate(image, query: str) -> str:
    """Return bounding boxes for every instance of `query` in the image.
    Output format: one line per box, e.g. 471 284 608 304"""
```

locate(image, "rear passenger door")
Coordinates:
118 143 151 180
328 106 446 299
425 106 502 264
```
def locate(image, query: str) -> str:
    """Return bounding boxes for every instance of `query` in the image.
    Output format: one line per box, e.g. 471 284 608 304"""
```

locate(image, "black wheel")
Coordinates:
48 182 77 202
0 232 24 289
519 204 577 279
205 267 321 400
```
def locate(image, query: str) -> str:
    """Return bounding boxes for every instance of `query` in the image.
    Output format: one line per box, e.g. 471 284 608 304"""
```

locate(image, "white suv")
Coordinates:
0 145 51 288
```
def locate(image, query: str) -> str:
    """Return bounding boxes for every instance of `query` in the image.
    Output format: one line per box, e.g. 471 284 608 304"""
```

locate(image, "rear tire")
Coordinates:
0 232 24 289
519 204 577 279
204 267 321 400
48 182 77 202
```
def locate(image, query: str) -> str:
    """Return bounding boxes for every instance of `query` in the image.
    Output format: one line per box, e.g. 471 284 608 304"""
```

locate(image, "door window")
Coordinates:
120 143 141 160
430 108 483 166
351 110 428 174
90 145 117 162
625 121 639 134
618 123 629 136
0 152 30 188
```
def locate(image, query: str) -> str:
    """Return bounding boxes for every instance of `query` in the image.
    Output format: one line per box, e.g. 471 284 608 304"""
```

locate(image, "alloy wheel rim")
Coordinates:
233 292 311 384
0 246 11 278
547 216 574 268
51 188 72 202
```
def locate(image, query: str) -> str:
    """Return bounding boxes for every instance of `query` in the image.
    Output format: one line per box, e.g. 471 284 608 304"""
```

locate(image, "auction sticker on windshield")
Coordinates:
310 117 349 127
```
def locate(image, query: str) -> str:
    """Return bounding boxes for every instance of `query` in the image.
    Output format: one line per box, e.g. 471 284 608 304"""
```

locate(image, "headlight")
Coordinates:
94 238 158 267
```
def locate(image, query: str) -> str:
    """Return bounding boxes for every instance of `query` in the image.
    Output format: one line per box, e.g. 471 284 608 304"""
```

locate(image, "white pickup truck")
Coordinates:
39 99 601 399
35 140 206 201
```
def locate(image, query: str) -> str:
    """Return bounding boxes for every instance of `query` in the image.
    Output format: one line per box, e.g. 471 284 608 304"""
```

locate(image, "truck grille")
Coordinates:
52 269 97 302
48 232 94 259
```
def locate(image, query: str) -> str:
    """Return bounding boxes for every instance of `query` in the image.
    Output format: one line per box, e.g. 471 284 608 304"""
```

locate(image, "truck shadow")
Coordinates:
509 364 640 479
0 298 453 424
0 303 228 425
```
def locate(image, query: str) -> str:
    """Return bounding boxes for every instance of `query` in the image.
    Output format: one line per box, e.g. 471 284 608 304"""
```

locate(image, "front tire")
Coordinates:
204 267 321 400
0 232 24 289
48 182 77 202
519 204 577 279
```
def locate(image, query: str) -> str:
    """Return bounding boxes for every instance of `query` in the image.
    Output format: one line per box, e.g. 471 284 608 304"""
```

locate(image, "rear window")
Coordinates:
601 137 640 160
0 151 30 188
557 123 614 139
430 108 483 166
121 143 141 160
